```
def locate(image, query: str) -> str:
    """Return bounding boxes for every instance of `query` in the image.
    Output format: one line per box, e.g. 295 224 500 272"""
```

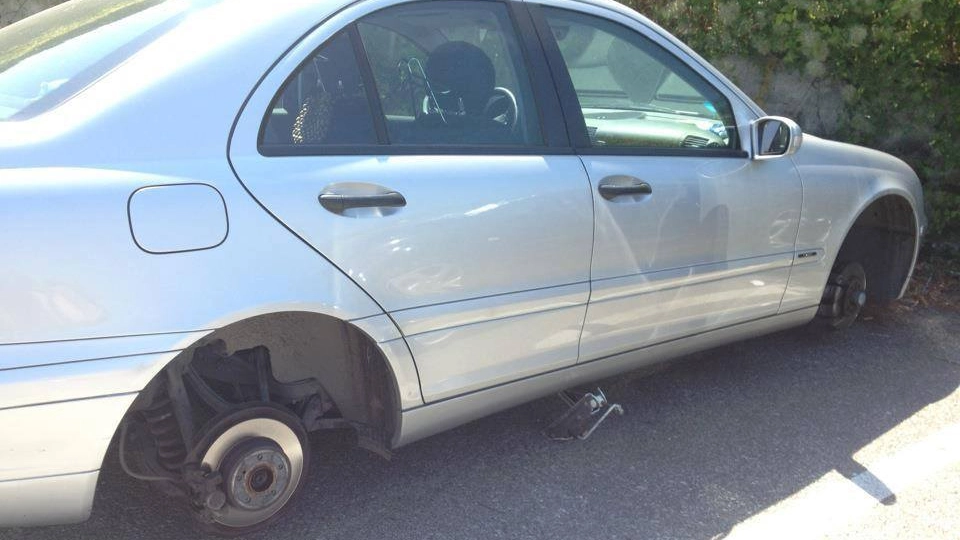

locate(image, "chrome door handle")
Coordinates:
597 176 652 200
318 191 407 213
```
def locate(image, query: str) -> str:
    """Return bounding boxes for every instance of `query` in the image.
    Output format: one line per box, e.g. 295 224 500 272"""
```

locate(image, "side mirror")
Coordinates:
751 116 802 160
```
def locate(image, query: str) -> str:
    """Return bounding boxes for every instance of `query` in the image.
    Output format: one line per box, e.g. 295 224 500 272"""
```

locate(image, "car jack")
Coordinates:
544 388 623 441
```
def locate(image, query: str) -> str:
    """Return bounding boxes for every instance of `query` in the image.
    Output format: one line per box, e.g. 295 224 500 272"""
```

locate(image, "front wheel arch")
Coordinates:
832 194 919 304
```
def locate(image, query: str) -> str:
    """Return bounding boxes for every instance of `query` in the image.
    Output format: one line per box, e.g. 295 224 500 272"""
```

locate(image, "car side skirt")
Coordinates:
394 305 818 448
0 471 100 527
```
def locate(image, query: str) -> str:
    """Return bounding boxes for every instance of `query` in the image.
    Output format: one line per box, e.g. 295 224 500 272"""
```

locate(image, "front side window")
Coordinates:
543 8 739 151
358 1 542 146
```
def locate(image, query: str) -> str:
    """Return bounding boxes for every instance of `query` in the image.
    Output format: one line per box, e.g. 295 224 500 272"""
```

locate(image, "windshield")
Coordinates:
0 0 208 121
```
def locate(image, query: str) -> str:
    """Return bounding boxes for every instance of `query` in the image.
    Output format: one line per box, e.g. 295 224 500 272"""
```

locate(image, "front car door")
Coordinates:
528 2 803 361
230 0 594 402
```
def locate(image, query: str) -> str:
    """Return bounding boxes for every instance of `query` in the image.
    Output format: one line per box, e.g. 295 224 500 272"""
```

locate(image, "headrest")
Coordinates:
425 41 495 115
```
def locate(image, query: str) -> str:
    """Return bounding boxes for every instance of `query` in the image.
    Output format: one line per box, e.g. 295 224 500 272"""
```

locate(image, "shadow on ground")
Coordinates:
7 307 959 540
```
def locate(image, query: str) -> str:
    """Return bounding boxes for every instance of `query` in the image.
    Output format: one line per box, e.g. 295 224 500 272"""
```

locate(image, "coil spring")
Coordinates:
141 397 187 472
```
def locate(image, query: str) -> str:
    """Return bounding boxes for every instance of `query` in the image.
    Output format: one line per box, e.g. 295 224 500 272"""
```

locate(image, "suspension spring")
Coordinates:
142 396 188 472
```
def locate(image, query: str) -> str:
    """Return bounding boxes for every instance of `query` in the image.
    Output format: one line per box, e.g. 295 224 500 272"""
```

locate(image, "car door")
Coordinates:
529 3 803 361
229 0 594 402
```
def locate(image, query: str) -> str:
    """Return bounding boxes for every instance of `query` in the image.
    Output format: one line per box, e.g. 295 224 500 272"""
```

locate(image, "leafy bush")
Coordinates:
627 0 960 240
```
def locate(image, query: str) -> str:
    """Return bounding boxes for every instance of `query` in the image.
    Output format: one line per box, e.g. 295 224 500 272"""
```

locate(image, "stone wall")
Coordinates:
0 0 62 27
712 57 844 138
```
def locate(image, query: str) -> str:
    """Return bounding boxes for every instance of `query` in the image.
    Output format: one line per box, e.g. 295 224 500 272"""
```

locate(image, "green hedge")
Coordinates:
627 0 960 240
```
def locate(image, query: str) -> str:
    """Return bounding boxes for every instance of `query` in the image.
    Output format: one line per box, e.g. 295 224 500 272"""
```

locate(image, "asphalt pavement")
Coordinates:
5 306 959 540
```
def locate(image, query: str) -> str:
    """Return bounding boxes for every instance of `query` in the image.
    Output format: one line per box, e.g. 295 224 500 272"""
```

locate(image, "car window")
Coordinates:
357 1 542 146
543 8 739 151
0 0 208 121
261 31 377 148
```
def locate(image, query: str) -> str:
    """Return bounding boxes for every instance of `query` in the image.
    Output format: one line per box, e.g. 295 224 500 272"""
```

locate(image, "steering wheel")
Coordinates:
483 87 519 132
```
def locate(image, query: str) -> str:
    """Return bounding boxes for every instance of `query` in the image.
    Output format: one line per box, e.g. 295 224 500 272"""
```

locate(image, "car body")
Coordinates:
0 0 925 533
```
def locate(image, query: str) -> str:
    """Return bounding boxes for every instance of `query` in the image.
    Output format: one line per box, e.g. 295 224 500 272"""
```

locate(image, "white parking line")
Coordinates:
725 421 960 540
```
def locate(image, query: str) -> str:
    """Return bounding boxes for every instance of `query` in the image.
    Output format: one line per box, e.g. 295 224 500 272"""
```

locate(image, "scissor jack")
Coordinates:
544 388 624 441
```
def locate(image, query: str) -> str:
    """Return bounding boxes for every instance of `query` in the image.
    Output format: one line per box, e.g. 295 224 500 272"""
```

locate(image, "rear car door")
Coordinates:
529 3 803 361
229 0 594 402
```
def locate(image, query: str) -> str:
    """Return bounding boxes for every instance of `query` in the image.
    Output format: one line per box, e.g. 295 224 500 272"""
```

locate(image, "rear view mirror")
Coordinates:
752 116 802 160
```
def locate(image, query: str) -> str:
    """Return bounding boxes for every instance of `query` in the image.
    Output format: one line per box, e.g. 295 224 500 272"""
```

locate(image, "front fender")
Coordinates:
779 135 925 312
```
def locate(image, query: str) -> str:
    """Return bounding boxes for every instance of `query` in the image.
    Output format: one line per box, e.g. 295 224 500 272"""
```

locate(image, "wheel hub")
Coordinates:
818 261 867 329
198 412 306 529
833 269 866 319
222 438 292 511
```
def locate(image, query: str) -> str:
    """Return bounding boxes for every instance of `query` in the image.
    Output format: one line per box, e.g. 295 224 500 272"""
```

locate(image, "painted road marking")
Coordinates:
726 421 960 539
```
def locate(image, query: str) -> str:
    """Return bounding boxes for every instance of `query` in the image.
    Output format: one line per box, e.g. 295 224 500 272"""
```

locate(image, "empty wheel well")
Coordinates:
835 195 918 302
125 312 400 470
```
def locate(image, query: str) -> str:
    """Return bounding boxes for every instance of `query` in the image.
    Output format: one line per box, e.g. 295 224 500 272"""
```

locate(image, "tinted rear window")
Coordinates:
0 0 211 121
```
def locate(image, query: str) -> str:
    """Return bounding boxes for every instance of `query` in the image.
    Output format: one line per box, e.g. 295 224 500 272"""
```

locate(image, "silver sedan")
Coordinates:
0 0 925 535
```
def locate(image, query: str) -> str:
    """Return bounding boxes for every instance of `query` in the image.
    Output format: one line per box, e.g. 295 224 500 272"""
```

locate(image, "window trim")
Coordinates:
526 3 591 150
526 3 749 159
349 23 390 145
259 143 573 157
505 0 569 149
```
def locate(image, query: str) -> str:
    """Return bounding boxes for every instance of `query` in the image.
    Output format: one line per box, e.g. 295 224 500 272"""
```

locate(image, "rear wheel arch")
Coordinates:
193 312 398 432
111 311 406 532
137 311 402 445
116 310 403 482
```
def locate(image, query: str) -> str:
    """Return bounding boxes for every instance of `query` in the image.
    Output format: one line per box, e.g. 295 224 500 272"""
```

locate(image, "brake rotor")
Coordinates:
193 406 309 532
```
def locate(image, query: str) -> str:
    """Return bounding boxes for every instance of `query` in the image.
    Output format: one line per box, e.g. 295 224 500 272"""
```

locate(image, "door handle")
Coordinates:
318 191 407 213
597 177 652 200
